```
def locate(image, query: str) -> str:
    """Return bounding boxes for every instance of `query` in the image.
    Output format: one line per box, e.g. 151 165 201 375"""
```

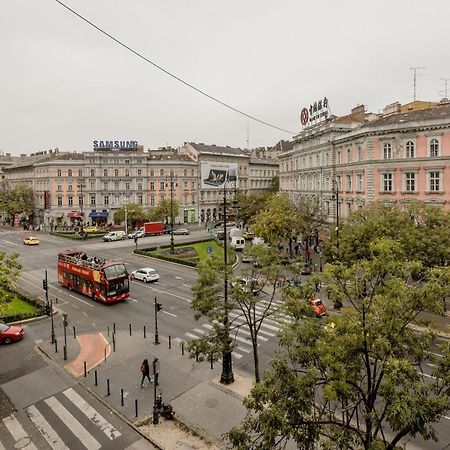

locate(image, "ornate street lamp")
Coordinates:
77 179 86 236
166 172 177 253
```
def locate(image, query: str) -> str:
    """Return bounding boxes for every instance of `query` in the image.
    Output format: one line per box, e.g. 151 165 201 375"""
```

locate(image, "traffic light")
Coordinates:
42 279 48 290
156 302 162 312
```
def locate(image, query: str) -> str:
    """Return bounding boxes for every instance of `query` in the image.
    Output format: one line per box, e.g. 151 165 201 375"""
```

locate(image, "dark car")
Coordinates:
173 228 190 235
300 265 312 275
0 323 25 344
216 230 225 241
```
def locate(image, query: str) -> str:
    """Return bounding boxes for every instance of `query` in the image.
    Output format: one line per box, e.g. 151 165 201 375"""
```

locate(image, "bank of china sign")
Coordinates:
93 140 138 151
300 97 329 127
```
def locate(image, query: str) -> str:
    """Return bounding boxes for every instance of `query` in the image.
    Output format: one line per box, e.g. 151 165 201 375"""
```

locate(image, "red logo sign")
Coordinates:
300 108 309 126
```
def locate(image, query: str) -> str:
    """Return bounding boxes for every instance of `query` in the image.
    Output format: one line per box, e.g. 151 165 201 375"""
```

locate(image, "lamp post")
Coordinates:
77 179 85 235
124 204 128 236
332 179 340 253
62 313 68 361
166 172 176 253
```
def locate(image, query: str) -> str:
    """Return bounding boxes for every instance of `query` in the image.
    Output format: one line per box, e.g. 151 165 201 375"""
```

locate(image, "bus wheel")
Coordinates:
92 294 97 302
68 285 73 291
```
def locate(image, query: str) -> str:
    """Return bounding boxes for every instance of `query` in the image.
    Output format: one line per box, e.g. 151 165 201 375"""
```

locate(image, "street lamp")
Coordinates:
62 313 68 361
166 172 177 253
332 179 340 253
77 179 85 235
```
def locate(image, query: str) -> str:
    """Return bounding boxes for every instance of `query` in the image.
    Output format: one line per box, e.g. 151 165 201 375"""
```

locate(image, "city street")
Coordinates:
1 226 450 449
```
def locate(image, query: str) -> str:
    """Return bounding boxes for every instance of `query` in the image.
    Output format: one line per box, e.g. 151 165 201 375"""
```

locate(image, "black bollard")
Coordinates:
107 325 110 337
129 324 132 335
168 336 171 349
135 399 138 418
84 361 87 377
143 325 146 339
73 326 76 338
112 334 116 352
195 351 199 362
55 338 58 353
210 355 213 370
181 342 184 355
121 389 124 407
107 379 110 396
113 322 116 334
95 370 98 386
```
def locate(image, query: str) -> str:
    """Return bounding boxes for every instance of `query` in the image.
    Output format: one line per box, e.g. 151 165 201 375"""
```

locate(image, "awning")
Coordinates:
89 210 108 218
68 211 84 219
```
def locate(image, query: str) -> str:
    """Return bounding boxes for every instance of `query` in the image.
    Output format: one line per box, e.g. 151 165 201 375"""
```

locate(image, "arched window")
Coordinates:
430 138 439 157
405 141 415 158
383 143 392 159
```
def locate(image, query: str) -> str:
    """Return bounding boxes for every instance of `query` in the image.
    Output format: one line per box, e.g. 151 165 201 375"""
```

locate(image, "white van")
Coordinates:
103 231 126 242
231 236 245 251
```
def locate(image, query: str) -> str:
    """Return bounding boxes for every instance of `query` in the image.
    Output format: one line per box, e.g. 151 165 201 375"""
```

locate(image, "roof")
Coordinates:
269 140 293 153
187 143 248 157
249 157 279 166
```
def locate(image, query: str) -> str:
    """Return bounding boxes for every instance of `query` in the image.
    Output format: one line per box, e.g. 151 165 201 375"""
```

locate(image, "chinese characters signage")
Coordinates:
300 97 330 126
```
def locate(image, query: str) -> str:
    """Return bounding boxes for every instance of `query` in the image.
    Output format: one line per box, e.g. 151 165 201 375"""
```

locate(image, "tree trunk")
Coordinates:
252 335 260 383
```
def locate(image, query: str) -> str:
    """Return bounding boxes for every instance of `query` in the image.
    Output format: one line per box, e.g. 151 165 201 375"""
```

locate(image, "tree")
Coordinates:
190 244 288 383
235 191 271 228
0 183 35 219
0 252 22 317
228 238 450 449
113 204 146 227
147 198 180 224
294 197 328 244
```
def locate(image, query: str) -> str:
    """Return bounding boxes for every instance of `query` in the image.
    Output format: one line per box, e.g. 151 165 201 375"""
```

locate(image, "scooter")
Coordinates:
156 392 175 420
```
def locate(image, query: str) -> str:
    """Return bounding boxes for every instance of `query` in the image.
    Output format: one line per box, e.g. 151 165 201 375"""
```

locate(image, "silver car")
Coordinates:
130 267 160 283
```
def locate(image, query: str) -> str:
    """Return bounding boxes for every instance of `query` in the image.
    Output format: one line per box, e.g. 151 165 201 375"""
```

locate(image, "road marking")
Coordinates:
129 298 138 302
63 388 121 440
175 276 182 280
3 414 38 450
45 396 101 449
3 240 21 247
162 311 177 317
26 404 69 449
83 312 88 318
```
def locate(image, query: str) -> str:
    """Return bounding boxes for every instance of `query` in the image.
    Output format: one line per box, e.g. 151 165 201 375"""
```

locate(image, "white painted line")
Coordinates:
444 415 450 420
0 437 5 450
159 291 192 303
235 345 251 353
233 326 268 341
424 350 444 358
45 396 101 450
232 352 243 359
63 388 121 440
26 404 69 449
162 311 177 317
3 240 21 247
185 332 199 340
175 277 182 280
3 415 38 450
193 328 206 334
129 298 138 303
203 324 253 346
182 284 191 288
83 312 88 318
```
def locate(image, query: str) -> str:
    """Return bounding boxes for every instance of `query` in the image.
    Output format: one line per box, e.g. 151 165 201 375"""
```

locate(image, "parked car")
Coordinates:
300 265 312 275
130 267 160 283
215 230 225 240
128 229 145 239
242 231 254 240
173 228 190 235
83 225 103 233
23 236 39 245
103 231 126 242
310 297 326 317
241 254 254 263
0 323 25 344
230 236 245 251
232 277 259 296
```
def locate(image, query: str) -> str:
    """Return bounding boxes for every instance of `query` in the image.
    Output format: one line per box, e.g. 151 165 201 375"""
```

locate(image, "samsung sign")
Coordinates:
93 140 138 151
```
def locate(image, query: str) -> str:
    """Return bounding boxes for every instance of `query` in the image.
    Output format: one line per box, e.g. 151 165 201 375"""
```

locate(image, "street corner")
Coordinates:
211 372 254 400
66 332 110 377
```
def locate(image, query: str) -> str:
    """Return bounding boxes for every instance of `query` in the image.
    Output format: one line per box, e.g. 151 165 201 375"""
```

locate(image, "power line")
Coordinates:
54 0 296 135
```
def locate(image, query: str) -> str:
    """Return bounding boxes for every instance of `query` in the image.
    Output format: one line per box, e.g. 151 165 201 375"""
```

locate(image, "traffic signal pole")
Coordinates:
154 296 162 345
43 269 55 343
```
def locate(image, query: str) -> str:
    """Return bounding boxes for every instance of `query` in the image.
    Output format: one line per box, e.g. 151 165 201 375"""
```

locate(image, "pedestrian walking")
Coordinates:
140 359 152 387
154 358 160 386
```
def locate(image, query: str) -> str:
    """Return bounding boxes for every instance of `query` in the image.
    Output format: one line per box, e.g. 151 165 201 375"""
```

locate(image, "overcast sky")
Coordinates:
1 0 449 156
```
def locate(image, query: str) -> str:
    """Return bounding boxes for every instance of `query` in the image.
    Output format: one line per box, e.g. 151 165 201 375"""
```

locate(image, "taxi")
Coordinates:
23 236 40 245
83 225 102 233
310 297 326 317
242 231 254 240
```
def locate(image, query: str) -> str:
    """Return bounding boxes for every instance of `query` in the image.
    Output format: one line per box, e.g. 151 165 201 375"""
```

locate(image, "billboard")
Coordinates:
201 162 238 189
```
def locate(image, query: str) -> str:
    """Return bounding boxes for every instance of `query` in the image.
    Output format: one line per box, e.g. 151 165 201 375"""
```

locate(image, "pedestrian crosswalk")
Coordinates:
178 297 290 359
0 387 123 450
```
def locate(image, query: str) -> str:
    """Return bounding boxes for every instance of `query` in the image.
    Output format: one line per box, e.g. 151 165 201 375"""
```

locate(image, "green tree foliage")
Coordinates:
147 198 180 223
0 252 22 316
190 244 287 382
113 204 146 226
295 197 328 242
235 191 271 228
0 183 35 217
228 233 450 449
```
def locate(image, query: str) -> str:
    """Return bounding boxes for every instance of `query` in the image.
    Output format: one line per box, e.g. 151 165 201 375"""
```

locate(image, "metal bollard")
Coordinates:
135 399 138 418
121 389 124 407
73 326 76 338
95 370 98 386
84 361 87 377
55 338 58 353
129 323 132 336
168 336 171 349
63 345 67 361
107 379 110 396
107 325 110 337
181 342 184 355
210 355 213 370
143 325 146 339
112 334 116 352
195 351 199 362
113 322 116 334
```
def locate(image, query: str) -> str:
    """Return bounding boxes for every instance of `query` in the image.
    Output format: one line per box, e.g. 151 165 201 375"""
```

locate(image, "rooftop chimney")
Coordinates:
351 104 366 121
383 102 401 116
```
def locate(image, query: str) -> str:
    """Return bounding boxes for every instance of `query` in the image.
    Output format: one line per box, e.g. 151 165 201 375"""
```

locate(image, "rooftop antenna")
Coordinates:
439 78 450 100
410 66 426 101
246 122 250 151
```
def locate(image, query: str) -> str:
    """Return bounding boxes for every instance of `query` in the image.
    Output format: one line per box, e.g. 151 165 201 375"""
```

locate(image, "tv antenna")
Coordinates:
410 66 426 101
439 78 450 100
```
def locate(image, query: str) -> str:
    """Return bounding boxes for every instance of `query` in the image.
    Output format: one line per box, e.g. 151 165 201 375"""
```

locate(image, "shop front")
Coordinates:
183 208 196 223
89 210 109 226
68 210 84 226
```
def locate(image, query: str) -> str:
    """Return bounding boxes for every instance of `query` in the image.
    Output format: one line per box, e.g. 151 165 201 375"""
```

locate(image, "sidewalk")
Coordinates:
38 328 254 450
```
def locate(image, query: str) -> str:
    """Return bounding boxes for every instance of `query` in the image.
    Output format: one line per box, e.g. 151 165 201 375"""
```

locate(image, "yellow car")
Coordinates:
83 226 102 233
23 236 40 245
242 231 254 240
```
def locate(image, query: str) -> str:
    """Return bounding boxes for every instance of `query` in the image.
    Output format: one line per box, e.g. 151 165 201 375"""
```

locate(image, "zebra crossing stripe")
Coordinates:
3 415 38 450
26 404 69 450
203 324 253 346
63 388 121 440
233 325 268 341
45 396 101 450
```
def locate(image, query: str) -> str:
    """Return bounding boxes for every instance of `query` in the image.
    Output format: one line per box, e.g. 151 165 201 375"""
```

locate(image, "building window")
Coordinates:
104 195 109 205
138 194 143 205
337 150 341 164
78 195 83 206
90 169 95 177
357 146 362 162
150 169 154 177
57 196 63 207
191 181 195 189
68 169 72 177
125 169 130 177
57 169 62 177
184 169 187 177
137 182 142 190
160 194 165 202
124 159 130 164
114 182 119 190
103 181 108 190
160 169 164 176
336 175 342 191
382 173 393 192
150 181 155 190
356 173 363 192
184 181 188 189
346 174 352 192
114 169 119 177
347 203 352 216
150 195 155 206
57 185 62 192
68 196 73 206
137 169 142 176
430 138 439 157
325 152 330 165
429 171 441 192
404 172 416 192
103 169 108 177
68 184 73 191
160 182 165 190
405 141 415 158
191 169 195 177
383 143 392 159
347 148 352 163
125 182 130 190
78 169 83 177
90 195 96 206
90 181 95 190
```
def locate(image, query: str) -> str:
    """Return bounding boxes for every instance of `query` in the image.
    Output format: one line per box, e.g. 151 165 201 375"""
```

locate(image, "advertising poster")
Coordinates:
200 162 238 189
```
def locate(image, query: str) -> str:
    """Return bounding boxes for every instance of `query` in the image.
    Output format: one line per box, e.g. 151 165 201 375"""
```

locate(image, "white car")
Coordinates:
103 231 126 242
130 267 160 283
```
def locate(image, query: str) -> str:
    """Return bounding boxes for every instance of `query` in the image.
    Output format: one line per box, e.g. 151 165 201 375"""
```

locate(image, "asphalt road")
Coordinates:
2 226 450 449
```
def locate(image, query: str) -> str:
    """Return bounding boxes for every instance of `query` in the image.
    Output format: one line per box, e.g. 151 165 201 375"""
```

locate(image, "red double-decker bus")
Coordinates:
57 249 129 304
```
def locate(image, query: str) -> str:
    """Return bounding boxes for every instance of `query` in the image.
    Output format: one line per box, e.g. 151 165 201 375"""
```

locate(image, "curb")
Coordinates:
36 344 164 450
6 310 59 326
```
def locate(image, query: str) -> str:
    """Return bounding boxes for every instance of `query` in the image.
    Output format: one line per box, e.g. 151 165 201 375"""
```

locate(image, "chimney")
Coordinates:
351 104 366 121
383 102 401 116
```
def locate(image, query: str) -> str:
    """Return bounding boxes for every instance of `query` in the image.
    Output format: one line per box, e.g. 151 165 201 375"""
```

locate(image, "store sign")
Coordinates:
93 140 138 151
300 97 329 126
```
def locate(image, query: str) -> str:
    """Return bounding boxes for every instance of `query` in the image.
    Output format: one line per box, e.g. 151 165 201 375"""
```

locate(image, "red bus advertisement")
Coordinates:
57 249 129 303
